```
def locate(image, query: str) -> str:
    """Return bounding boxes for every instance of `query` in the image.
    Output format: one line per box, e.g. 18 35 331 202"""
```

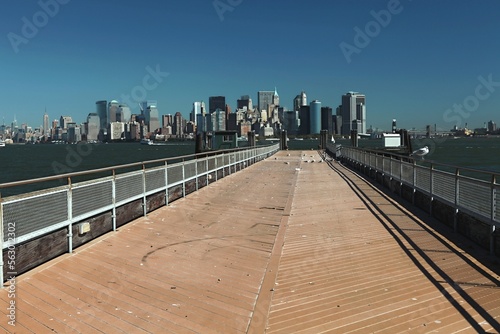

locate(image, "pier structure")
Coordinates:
1 149 500 332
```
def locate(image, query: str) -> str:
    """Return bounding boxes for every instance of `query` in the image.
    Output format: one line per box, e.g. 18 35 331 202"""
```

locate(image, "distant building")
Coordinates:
258 91 274 114
68 125 81 143
108 122 124 141
283 110 299 135
211 108 226 132
162 114 173 128
321 106 333 135
118 104 132 123
108 100 119 123
59 116 73 130
192 102 202 124
237 95 253 110
86 113 100 142
294 91 307 112
341 92 366 135
310 100 321 134
43 111 50 136
209 96 225 114
173 112 184 136
95 100 108 131
298 105 310 135
146 105 160 133
488 120 497 133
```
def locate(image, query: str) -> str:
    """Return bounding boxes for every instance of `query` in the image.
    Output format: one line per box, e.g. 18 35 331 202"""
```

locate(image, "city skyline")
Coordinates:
2 1 500 131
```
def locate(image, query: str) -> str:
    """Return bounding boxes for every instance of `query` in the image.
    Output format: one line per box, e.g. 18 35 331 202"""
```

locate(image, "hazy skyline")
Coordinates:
2 0 499 131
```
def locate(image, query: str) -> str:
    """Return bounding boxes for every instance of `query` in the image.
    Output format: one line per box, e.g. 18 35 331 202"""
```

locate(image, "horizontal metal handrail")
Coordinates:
0 144 274 190
0 143 280 284
335 144 499 255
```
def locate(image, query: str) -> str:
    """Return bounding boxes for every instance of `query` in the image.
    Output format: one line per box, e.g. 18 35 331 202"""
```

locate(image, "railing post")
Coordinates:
142 164 147 217
182 159 186 198
165 160 169 206
67 177 73 254
206 154 209 186
399 158 403 197
215 154 218 182
112 170 117 231
412 160 416 205
429 164 434 216
0 192 4 285
454 168 460 232
195 157 198 192
491 174 496 256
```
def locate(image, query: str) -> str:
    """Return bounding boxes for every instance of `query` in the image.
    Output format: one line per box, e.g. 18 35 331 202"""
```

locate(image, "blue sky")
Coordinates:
1 0 500 132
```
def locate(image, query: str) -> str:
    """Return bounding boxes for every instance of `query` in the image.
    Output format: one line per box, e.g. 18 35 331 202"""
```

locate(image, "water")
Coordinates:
1 137 499 196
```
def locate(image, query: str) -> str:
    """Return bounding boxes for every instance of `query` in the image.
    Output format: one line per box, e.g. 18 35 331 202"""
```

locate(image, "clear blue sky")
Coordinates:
1 0 499 132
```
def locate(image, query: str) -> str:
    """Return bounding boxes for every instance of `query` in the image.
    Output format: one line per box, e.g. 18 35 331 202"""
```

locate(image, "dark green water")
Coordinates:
1 137 499 197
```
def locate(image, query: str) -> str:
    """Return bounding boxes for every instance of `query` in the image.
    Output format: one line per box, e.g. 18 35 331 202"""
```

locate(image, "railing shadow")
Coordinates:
321 150 500 333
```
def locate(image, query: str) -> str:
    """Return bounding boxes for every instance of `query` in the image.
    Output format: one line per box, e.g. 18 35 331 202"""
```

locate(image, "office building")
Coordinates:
95 100 108 131
488 120 497 133
310 100 321 134
118 104 132 123
145 105 160 133
43 111 49 136
59 116 73 129
321 106 333 135
294 91 307 111
258 90 274 114
341 92 366 135
298 106 310 135
173 112 183 136
192 102 202 124
209 96 226 114
108 100 119 123
237 95 253 110
162 114 173 128
86 113 100 142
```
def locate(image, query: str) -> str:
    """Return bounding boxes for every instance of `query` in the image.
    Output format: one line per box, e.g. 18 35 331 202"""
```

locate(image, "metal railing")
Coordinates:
0 144 280 283
330 144 499 254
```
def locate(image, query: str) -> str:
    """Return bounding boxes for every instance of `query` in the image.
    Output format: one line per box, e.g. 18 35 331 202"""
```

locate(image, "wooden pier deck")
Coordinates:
2 150 500 333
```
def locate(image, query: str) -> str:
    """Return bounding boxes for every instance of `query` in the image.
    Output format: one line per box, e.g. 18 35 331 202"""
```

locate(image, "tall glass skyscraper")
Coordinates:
310 100 322 134
341 92 366 135
209 96 225 114
95 100 108 131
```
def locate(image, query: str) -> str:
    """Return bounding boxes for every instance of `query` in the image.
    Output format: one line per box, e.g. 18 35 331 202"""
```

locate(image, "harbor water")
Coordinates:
0 137 499 197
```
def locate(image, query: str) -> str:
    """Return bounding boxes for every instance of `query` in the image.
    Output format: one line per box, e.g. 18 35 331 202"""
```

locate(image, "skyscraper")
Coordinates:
192 102 202 124
146 105 160 133
43 111 49 136
321 106 333 135
209 96 225 114
341 92 366 135
118 104 132 123
237 95 253 110
258 90 274 114
310 100 322 134
293 91 307 112
86 113 100 142
96 100 108 131
108 100 119 123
